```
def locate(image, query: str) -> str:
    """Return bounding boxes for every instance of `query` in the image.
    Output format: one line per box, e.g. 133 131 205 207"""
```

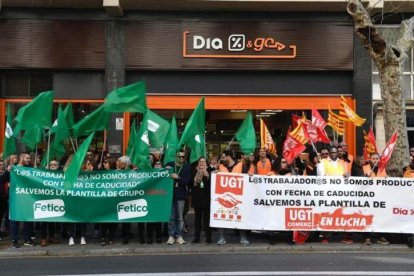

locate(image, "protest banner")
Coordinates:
210 172 414 233
10 166 173 223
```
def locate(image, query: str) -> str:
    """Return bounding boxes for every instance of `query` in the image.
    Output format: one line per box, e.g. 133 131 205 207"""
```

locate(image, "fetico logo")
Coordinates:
215 174 244 196
33 199 65 219
117 199 148 220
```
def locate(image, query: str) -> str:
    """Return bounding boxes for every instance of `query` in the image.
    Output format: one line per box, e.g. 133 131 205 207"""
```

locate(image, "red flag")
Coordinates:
363 128 378 161
378 131 398 173
314 125 331 144
282 131 306 164
312 108 327 129
293 231 310 244
292 114 301 129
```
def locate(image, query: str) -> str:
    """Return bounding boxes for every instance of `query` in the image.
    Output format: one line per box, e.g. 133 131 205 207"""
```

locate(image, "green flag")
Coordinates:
126 119 138 157
64 132 95 189
131 111 152 170
63 102 75 129
14 91 53 134
72 105 109 137
3 104 17 159
21 127 44 151
163 116 179 166
147 109 170 149
235 111 257 154
42 105 70 167
103 81 147 113
178 97 206 163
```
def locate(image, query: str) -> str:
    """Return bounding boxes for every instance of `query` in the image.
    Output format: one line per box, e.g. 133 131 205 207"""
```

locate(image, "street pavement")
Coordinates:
0 213 412 258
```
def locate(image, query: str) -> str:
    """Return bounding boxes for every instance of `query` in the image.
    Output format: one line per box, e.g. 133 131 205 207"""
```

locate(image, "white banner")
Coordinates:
210 172 414 233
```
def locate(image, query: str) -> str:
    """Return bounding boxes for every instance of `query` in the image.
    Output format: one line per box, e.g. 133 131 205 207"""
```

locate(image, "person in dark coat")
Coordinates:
165 151 192 245
191 157 212 245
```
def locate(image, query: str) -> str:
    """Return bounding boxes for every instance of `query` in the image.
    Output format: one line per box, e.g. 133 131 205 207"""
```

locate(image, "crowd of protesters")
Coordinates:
1 141 414 249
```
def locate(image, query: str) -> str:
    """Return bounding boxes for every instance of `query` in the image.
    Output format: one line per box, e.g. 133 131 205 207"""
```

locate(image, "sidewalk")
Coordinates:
0 214 412 257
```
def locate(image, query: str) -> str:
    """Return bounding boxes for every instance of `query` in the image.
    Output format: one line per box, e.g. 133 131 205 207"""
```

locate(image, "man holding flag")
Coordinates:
165 151 192 245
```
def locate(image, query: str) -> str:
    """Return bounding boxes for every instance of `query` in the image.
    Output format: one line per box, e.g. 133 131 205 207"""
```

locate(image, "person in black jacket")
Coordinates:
165 151 192 245
191 157 212 245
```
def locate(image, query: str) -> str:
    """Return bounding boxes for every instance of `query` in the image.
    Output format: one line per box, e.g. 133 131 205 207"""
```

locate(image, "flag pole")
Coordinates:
226 136 235 151
34 144 38 168
46 128 51 168
99 130 107 166
69 136 76 153
367 158 380 176
309 139 319 155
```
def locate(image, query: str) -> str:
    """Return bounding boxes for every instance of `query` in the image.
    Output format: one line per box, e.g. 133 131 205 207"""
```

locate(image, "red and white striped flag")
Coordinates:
378 131 398 173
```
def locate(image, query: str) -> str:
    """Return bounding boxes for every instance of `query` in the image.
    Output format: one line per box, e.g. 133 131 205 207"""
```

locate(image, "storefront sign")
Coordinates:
183 31 297 59
10 167 173 222
126 21 353 70
210 172 414 233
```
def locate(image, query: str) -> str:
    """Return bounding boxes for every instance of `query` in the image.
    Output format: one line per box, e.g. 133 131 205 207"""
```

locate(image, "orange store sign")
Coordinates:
182 31 297 59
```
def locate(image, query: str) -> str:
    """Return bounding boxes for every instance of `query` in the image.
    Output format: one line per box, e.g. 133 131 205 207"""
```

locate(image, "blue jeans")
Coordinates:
168 200 184 238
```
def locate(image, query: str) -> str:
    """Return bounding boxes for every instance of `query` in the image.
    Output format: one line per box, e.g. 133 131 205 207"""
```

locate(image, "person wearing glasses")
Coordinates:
317 147 348 178
317 147 350 244
165 151 191 245
318 148 330 161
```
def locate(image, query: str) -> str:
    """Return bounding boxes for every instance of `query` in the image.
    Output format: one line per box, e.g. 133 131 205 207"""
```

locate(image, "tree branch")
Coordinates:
347 0 393 62
396 16 414 62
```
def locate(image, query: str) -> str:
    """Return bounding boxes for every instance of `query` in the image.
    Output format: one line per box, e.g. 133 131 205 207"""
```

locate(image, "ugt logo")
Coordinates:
215 174 244 196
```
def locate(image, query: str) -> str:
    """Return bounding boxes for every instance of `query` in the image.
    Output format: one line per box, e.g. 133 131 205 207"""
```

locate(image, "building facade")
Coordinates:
0 1 389 158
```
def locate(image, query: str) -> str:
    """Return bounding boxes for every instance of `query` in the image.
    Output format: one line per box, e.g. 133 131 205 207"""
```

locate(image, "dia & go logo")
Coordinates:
33 199 66 219
117 199 148 220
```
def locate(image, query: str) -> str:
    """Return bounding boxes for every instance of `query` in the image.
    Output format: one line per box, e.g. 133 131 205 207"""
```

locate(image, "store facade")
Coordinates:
0 7 372 158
